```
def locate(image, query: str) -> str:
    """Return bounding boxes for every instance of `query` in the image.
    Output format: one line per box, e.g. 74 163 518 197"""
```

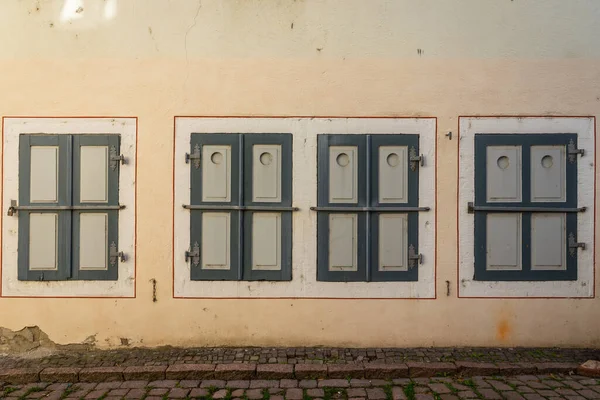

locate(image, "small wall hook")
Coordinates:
445 131 452 140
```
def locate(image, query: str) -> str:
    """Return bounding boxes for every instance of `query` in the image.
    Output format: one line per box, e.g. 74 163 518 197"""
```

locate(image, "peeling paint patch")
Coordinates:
0 326 56 355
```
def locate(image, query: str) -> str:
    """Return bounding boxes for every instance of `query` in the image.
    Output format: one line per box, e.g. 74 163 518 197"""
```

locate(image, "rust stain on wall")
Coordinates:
496 318 511 341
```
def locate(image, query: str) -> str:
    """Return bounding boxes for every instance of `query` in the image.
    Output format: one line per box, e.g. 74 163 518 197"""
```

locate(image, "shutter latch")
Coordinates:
109 146 126 170
568 232 585 257
409 146 424 171
568 140 584 163
185 242 200 266
408 244 422 269
185 144 201 169
7 200 17 216
109 242 127 266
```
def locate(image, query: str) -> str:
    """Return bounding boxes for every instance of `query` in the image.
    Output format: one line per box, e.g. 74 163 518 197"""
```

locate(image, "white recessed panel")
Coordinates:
252 212 281 270
379 214 408 271
30 146 58 203
79 213 108 270
201 212 230 270
329 213 358 271
80 146 108 203
29 213 58 270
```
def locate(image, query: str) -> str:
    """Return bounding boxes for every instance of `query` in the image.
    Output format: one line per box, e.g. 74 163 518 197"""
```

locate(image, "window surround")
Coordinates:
1 117 137 298
174 117 436 299
458 116 595 298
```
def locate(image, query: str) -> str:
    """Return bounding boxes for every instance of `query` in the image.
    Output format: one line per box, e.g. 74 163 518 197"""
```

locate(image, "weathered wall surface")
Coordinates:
0 0 599 348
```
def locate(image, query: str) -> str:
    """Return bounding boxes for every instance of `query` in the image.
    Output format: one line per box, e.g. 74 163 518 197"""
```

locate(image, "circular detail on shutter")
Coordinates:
336 153 350 167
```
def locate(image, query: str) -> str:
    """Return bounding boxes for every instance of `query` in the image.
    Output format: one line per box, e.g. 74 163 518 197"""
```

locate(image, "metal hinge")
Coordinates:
568 139 584 164
408 244 422 269
568 232 585 257
185 144 201 169
409 146 424 171
109 242 127 266
185 242 200 266
109 146 126 171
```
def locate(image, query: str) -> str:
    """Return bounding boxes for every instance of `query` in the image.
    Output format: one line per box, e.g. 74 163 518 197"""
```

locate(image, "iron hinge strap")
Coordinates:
109 146 126 171
568 232 586 257
567 139 584 163
409 146 424 171
109 241 127 266
408 244 422 269
467 202 586 214
7 200 126 216
185 143 201 169
185 242 200 266
310 206 430 212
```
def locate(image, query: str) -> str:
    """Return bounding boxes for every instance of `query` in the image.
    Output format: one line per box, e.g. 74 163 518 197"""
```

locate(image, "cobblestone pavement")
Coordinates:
1 348 598 369
1 374 599 400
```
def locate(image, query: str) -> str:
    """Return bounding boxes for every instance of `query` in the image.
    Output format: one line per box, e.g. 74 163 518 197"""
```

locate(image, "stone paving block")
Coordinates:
84 389 108 399
286 388 304 400
535 362 579 374
0 368 40 384
231 389 245 397
211 389 228 399
566 396 588 400
393 378 412 385
95 381 122 390
165 363 214 380
228 379 251 388
280 379 298 388
455 362 499 376
496 363 537 375
523 395 545 400
271 396 284 400
269 387 284 394
477 389 502 399
120 380 149 389
295 364 328 379
107 388 129 396
440 395 459 400
148 388 168 396
503 392 526 400
145 397 163 400
517 386 535 393
456 390 478 398
299 379 318 388
214 363 256 380
408 362 458 377
123 366 166 381
40 367 80 383
536 389 558 397
365 363 409 379
200 379 226 388
318 379 350 388
148 379 178 388
348 388 367 397
487 380 514 391
350 379 373 387
124 388 146 399
190 388 210 397
558 388 584 396
308 388 325 397
79 367 124 382
527 380 549 389
578 389 600 399
246 388 264 399
392 386 407 400
328 364 365 379
565 380 588 390
415 395 435 400
249 379 279 388
429 383 452 394
256 364 294 379
367 388 387 400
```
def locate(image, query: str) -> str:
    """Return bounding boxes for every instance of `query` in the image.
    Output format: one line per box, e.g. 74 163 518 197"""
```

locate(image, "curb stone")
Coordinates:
0 361 582 384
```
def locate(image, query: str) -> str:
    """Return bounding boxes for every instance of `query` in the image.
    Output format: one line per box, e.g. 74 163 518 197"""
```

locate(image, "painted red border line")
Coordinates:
0 116 138 299
456 115 596 300
172 116 438 300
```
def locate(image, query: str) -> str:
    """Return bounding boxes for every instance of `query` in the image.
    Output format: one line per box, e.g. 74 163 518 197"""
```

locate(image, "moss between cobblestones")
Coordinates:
262 387 271 400
382 383 393 400
403 381 415 400
17 386 43 400
323 387 347 400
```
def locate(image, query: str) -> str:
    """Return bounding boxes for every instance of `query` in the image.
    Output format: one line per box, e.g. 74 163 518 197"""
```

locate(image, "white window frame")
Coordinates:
2 117 137 297
458 117 595 298
174 117 436 298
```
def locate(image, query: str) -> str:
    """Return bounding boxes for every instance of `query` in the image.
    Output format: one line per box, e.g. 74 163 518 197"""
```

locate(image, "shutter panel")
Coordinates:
316 135 367 282
243 134 292 281
190 134 241 280
473 134 577 281
369 134 419 282
72 135 120 280
18 134 71 281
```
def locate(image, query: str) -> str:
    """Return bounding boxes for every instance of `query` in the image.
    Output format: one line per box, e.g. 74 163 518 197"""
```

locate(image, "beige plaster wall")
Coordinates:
0 0 599 348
